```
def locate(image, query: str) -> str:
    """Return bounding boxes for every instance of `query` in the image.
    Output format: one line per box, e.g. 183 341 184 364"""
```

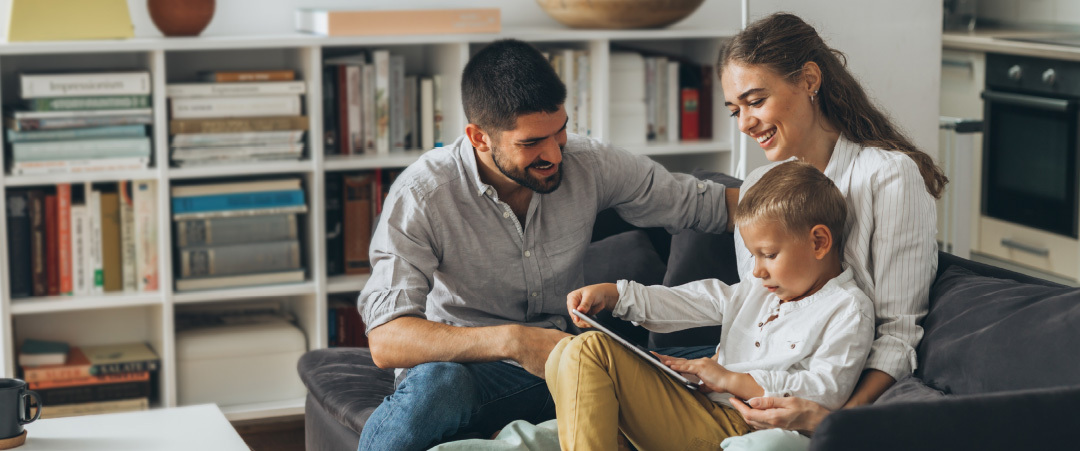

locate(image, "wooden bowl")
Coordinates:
536 0 705 29
147 0 216 37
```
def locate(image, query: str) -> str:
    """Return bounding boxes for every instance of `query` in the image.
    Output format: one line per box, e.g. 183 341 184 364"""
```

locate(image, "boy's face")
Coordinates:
740 220 833 303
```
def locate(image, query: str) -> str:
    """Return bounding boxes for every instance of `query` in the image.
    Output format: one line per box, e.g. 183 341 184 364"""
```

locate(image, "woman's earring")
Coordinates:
810 90 818 103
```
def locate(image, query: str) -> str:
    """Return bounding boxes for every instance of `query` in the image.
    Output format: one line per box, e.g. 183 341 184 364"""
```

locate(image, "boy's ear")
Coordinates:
809 224 832 260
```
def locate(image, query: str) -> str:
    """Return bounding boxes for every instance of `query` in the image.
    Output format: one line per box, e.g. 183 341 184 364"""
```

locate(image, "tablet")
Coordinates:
571 310 701 391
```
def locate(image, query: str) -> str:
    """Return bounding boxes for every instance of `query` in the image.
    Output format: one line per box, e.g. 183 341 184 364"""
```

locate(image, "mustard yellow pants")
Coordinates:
545 331 750 451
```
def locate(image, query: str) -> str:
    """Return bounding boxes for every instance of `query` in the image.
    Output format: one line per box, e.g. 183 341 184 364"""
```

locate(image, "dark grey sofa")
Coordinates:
298 174 1080 450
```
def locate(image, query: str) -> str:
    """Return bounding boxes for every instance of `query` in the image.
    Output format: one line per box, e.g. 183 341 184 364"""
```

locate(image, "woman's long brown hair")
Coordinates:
718 12 948 198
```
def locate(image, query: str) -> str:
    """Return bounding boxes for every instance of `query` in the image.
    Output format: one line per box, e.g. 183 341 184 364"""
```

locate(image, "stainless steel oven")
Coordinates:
982 53 1080 238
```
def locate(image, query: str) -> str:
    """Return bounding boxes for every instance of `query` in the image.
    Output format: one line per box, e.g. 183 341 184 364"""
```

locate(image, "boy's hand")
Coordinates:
659 354 732 394
566 283 619 328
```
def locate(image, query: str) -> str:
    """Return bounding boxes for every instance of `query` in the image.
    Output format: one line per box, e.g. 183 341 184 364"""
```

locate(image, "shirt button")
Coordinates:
524 250 532 257
790 344 796 349
697 182 705 189
757 322 763 327
783 393 791 397
503 211 510 218
755 341 760 347
531 292 538 297
487 188 494 196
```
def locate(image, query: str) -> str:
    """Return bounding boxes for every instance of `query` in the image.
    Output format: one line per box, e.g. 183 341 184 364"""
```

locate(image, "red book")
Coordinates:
44 194 59 295
680 88 700 141
56 184 72 296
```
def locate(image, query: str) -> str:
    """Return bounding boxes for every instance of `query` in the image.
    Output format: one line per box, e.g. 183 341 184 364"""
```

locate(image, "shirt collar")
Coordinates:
775 264 855 313
822 134 860 183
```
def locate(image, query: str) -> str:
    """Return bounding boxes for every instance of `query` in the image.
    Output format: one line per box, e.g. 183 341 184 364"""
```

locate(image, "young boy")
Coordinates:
545 160 875 450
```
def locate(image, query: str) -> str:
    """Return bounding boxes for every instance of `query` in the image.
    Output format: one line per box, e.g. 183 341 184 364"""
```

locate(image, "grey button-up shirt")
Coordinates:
359 134 730 334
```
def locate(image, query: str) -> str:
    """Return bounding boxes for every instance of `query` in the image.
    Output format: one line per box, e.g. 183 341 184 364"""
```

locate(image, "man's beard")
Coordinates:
491 144 563 194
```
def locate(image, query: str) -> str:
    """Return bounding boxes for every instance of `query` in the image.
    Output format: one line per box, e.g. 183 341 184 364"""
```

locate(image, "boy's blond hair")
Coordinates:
734 160 847 252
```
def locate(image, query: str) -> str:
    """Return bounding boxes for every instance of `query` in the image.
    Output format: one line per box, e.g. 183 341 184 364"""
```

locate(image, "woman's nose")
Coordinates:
738 111 758 135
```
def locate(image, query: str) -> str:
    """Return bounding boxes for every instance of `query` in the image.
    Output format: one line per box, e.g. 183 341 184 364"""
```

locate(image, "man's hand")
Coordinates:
729 396 831 435
505 325 571 378
566 283 619 328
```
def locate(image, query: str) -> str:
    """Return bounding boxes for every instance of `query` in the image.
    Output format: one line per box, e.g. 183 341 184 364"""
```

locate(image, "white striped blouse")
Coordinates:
734 135 939 381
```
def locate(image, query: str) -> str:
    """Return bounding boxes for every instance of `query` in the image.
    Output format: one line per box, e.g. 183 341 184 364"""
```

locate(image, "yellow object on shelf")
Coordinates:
7 0 134 42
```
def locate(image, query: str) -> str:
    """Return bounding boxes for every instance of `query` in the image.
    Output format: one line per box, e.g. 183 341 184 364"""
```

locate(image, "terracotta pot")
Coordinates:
536 0 705 29
148 0 216 37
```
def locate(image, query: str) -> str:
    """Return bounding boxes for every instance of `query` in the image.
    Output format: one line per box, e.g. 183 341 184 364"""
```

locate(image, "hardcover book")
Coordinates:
178 240 302 278
166 81 306 98
18 72 150 99
24 95 151 112
28 190 47 296
198 70 296 83
6 191 32 298
22 343 159 382
169 95 302 120
19 339 69 367
168 116 308 134
295 8 500 37
176 213 298 248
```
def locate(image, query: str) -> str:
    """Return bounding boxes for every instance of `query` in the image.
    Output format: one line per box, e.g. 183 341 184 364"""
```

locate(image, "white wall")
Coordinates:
737 1 943 174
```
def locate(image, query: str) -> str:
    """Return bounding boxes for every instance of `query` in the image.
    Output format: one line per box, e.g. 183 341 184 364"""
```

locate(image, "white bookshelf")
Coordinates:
0 26 737 420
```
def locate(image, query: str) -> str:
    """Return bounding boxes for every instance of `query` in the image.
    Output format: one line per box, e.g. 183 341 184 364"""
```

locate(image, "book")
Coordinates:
171 204 308 221
373 50 391 155
170 95 302 119
100 192 122 292
667 60 680 142
175 269 305 291
171 178 302 198
420 77 434 150
343 173 375 275
70 202 89 296
45 194 60 295
6 125 146 143
118 182 136 292
11 107 152 120
199 70 296 83
169 116 308 134
19 339 69 367
295 8 501 36
433 74 443 147
24 95 151 112
362 63 377 152
28 190 47 296
321 62 339 155
166 81 306 98
699 64 714 140
8 0 134 42
11 137 151 162
29 369 149 391
389 55 405 151
37 380 151 406
6 113 153 131
11 157 150 176
19 72 151 99
176 213 299 248
178 240 302 278
680 88 700 140
57 184 73 295
133 181 158 292
170 143 304 161
171 190 306 216
325 173 344 276
88 188 104 295
40 397 149 419
6 191 32 298
404 75 417 149
171 130 304 147
82 342 159 374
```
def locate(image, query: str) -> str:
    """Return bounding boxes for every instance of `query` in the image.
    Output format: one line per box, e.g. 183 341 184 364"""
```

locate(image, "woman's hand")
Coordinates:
729 396 832 435
566 283 619 328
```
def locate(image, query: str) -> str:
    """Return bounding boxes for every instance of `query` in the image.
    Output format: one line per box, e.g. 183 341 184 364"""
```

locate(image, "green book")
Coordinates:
24 95 151 112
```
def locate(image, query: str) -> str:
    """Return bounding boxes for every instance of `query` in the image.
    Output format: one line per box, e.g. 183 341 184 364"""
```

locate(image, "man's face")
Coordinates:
490 107 569 194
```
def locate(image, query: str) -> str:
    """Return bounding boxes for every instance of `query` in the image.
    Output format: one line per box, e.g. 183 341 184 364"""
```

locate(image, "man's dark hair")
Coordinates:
462 39 566 134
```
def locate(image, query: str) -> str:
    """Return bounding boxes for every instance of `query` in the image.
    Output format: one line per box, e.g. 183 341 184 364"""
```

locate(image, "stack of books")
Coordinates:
321 51 442 156
166 70 308 167
4 72 153 175
6 181 158 298
608 52 715 146
19 340 159 419
324 169 401 276
546 48 591 138
171 178 308 291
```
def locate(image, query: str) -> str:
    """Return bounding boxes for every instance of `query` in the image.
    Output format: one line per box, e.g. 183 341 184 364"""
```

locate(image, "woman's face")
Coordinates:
722 62 817 162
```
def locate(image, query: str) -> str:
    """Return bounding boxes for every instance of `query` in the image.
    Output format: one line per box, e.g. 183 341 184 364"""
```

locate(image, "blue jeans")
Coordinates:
357 345 716 450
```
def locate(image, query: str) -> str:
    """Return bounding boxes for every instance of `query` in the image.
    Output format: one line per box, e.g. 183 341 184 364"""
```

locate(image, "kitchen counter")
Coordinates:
944 28 1080 60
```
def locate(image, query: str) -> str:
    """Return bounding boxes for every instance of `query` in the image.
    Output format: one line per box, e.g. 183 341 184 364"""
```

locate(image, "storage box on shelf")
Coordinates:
0 26 736 421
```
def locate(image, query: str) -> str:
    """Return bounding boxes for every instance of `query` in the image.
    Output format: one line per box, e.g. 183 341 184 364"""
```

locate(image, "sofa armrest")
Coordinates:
809 385 1080 451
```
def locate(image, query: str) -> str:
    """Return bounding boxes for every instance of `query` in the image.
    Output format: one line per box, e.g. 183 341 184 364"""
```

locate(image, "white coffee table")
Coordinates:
19 404 249 450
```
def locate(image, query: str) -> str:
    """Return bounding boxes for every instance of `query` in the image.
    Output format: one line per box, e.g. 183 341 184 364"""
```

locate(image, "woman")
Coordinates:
719 12 944 449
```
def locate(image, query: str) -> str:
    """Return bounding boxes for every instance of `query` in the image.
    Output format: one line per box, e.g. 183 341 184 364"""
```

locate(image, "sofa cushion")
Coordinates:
297 347 396 434
874 374 945 405
917 265 1080 395
584 229 666 286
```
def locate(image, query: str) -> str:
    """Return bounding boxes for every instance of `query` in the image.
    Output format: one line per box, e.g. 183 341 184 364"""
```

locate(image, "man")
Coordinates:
357 39 736 450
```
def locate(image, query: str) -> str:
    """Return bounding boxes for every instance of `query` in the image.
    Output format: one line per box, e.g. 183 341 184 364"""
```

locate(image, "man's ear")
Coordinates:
466 124 492 152
809 224 833 260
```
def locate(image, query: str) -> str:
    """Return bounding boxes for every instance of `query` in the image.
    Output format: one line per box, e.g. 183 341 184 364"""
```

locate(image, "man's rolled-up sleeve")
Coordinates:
358 187 442 334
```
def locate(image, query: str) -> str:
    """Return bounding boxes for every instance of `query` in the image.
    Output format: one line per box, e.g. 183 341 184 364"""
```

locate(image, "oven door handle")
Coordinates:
981 90 1074 112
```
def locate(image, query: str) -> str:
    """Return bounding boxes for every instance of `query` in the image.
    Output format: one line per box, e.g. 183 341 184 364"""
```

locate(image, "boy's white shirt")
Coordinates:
613 265 875 410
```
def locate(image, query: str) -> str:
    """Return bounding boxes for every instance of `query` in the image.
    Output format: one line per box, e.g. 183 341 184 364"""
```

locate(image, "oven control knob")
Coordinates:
1043 68 1057 86
1008 64 1023 81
